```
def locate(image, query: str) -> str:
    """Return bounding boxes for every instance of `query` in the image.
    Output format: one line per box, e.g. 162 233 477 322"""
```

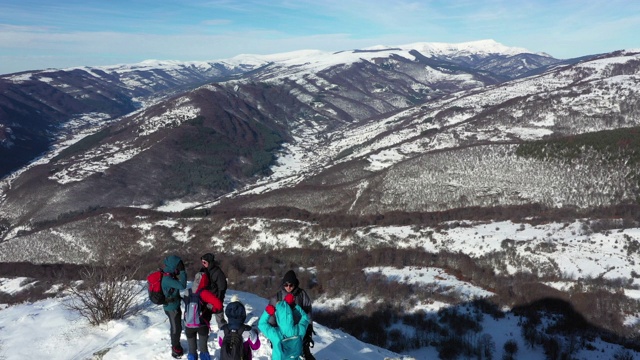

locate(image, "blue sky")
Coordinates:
1 0 639 74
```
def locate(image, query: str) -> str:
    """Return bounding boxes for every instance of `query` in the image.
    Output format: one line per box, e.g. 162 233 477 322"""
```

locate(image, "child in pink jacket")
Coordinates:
217 295 260 360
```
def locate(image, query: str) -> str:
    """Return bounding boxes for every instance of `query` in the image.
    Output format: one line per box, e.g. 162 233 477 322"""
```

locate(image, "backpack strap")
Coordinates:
224 323 249 333
223 324 250 340
194 289 210 330
163 270 181 303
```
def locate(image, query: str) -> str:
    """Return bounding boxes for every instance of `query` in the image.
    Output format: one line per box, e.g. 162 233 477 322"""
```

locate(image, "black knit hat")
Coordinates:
282 270 299 287
200 253 215 264
225 296 246 329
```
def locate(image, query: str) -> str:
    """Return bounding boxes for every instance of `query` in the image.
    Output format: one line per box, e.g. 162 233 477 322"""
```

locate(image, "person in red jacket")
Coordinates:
184 271 223 360
200 253 228 329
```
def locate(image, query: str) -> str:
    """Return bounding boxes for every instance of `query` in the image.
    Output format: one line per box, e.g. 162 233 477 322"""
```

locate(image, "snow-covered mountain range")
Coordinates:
0 39 560 179
1 40 639 358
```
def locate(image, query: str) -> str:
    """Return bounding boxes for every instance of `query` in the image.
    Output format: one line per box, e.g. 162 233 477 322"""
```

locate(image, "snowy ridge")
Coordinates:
394 39 540 57
231 39 540 70
0 39 543 82
225 40 541 82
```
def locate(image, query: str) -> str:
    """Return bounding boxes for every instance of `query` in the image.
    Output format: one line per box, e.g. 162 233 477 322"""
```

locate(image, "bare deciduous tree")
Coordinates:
65 265 143 326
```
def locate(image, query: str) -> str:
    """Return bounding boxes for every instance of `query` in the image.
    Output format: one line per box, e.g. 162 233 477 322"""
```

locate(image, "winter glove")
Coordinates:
284 293 295 305
176 260 185 272
266 304 276 316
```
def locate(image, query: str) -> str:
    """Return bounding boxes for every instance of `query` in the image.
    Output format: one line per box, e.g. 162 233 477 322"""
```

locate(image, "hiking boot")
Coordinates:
304 348 316 360
187 353 197 360
171 345 184 358
199 352 211 360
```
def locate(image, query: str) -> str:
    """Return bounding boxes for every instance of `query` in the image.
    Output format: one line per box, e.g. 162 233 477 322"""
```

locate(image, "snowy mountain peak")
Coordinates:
372 39 542 57
226 40 548 72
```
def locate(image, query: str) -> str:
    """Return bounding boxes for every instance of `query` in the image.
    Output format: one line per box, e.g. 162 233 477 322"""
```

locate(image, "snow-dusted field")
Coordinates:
363 266 495 301
0 278 636 360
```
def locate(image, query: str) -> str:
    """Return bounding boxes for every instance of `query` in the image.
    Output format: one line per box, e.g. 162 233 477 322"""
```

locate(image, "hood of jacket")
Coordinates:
226 299 247 329
163 255 181 273
192 271 209 293
275 301 297 337
201 253 215 269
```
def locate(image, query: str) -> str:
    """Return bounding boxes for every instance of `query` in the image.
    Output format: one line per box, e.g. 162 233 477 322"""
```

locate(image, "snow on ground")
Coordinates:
239 143 312 196
366 148 407 171
364 266 494 301
156 200 202 212
0 280 404 360
357 220 640 288
315 294 375 312
136 104 199 137
0 277 35 295
49 144 146 184
1 112 113 193
212 217 640 294
4 73 32 83
1 277 635 360
626 289 640 300
405 306 637 360
427 220 640 283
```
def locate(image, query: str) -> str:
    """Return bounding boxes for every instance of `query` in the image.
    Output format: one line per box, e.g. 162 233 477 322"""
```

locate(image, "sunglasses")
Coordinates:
283 283 294 288
201 260 208 264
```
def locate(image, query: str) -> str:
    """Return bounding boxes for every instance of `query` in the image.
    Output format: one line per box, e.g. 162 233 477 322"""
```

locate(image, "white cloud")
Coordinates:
1 0 640 73
202 19 233 26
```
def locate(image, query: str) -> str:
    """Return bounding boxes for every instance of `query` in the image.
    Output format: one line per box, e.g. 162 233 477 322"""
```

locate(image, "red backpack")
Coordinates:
147 268 170 305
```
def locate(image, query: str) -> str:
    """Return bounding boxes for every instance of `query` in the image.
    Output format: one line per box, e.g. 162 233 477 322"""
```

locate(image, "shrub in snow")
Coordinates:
65 265 142 325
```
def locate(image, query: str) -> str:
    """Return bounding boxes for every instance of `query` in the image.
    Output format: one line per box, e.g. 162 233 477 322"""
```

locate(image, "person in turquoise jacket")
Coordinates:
161 255 187 358
258 293 309 360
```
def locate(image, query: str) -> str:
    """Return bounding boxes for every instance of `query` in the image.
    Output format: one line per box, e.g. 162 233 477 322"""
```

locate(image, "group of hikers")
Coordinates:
158 253 315 360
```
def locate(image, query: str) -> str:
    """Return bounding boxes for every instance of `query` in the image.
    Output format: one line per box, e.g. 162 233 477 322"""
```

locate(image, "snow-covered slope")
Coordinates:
222 49 640 215
0 45 636 257
0 285 403 360
0 277 636 359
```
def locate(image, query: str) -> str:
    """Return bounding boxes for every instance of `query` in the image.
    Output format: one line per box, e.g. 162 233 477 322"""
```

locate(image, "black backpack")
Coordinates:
220 325 250 360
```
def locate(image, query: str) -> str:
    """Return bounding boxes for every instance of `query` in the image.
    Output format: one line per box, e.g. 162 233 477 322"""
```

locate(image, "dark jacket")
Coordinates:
268 287 313 326
200 264 227 303
161 255 187 311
